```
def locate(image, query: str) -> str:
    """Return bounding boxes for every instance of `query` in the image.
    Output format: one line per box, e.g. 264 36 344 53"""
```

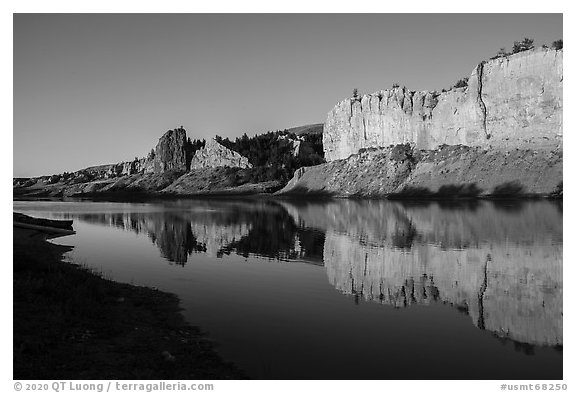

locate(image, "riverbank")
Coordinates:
276 144 563 198
14 143 562 201
13 223 245 379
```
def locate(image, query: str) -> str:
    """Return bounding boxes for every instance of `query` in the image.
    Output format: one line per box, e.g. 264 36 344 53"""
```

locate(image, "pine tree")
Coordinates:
512 38 535 53
551 39 563 50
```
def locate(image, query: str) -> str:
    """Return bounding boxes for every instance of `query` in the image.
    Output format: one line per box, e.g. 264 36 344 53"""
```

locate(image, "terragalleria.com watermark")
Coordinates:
13 382 214 392
500 384 568 391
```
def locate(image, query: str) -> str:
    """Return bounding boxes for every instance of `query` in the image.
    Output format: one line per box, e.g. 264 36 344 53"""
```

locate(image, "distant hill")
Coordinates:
284 123 323 136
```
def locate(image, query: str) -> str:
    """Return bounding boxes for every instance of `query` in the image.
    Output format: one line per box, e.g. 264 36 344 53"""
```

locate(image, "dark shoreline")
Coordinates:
13 223 246 380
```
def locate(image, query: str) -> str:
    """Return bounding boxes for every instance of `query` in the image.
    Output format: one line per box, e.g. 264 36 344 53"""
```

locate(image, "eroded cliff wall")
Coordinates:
324 48 563 161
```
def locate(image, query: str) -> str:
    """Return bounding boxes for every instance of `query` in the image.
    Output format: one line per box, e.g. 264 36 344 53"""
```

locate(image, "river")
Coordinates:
13 198 563 379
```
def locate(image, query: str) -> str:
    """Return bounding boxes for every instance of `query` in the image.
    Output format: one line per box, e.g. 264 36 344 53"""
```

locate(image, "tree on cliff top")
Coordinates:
490 47 509 60
552 39 563 50
352 88 359 100
512 38 535 53
185 138 206 170
453 77 469 88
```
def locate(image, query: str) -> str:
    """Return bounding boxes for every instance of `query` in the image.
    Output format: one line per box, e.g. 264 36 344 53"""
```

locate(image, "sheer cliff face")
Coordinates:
324 48 563 161
189 138 252 170
153 128 188 173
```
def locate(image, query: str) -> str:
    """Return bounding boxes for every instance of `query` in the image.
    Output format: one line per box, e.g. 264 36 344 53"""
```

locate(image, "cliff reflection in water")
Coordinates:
76 199 562 348
288 199 562 348
77 200 325 265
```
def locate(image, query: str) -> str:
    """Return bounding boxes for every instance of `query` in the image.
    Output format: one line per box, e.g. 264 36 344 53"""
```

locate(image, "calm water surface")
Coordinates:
13 199 563 379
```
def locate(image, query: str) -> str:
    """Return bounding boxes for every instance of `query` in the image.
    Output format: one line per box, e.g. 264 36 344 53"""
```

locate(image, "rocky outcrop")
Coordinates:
140 150 156 174
101 158 147 179
277 134 316 158
324 48 563 161
67 128 187 180
277 144 562 197
189 138 252 169
99 131 180 177
153 127 188 173
279 144 417 196
59 128 187 183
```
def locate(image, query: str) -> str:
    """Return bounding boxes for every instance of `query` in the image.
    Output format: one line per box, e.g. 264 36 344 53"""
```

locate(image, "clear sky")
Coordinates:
13 13 562 177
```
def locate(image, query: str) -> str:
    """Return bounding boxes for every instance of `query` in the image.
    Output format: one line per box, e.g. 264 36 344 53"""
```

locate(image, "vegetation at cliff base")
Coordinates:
214 130 325 183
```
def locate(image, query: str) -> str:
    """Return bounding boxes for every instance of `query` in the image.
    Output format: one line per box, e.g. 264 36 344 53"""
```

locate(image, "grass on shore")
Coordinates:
14 227 245 380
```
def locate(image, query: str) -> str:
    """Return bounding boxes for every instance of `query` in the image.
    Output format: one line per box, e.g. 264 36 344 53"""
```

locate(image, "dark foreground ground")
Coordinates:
13 225 245 379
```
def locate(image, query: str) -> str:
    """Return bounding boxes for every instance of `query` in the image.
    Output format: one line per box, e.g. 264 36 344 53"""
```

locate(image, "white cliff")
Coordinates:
324 48 563 161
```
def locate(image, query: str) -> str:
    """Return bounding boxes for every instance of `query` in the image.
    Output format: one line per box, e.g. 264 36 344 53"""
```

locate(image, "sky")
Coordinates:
13 13 562 177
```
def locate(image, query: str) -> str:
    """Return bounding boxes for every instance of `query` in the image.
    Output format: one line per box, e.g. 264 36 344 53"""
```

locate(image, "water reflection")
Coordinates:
56 199 563 348
76 201 324 265
314 201 562 347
